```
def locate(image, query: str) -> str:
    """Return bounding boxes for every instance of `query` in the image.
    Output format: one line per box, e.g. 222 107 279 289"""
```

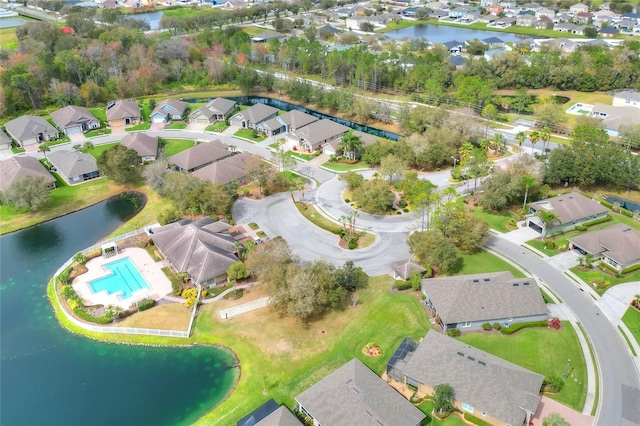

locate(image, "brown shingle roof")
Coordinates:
0 156 55 192
569 223 640 266
529 192 608 225
294 119 349 147
106 99 141 121
121 132 158 157
402 331 543 426
50 105 99 130
192 152 252 186
422 271 548 324
393 260 426 280
295 359 425 426
167 140 230 171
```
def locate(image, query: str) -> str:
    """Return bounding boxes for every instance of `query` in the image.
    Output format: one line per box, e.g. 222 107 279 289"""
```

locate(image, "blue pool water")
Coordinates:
89 257 150 299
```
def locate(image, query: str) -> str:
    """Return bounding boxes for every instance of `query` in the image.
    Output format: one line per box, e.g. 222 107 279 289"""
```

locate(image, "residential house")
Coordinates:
569 3 589 15
460 12 480 23
554 22 577 32
121 132 159 162
541 37 578 53
229 104 279 129
484 48 508 61
449 55 467 68
386 331 544 426
106 99 141 128
192 152 253 186
256 110 318 137
322 130 375 159
151 217 239 286
4 115 59 148
149 99 188 123
251 31 285 43
612 90 640 109
554 12 572 22
443 39 465 54
393 260 426 281
421 271 548 332
479 14 498 24
592 9 616 26
167 139 231 172
482 36 505 48
616 19 637 31
526 192 609 237
535 17 554 29
48 150 100 185
569 223 640 272
430 10 450 19
288 119 349 152
574 11 592 24
517 14 537 26
223 0 246 9
295 358 425 426
599 26 619 37
449 5 471 19
0 156 56 193
318 24 340 34
536 7 555 19
237 399 302 426
590 103 640 136
485 4 503 15
50 106 100 136
426 1 448 10
0 128 13 152
522 2 542 12
189 98 237 125
335 7 353 17
500 0 516 9
480 0 493 7
493 16 516 27
572 25 587 34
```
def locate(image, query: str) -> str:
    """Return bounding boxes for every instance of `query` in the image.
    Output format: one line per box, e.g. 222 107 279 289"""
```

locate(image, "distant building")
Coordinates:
48 150 100 185
526 192 608 237
0 156 56 193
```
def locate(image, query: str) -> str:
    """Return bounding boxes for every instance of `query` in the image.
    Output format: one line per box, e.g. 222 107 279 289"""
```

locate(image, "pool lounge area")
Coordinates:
73 248 172 309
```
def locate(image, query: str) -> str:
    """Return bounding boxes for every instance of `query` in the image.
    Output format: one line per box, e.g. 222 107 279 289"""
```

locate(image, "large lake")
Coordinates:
0 195 238 425
385 23 531 43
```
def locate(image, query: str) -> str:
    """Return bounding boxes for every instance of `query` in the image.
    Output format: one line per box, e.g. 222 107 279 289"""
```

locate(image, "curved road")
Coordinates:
486 235 640 426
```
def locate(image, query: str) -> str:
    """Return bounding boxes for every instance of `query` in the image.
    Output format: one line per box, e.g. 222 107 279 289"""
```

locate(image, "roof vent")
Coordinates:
523 282 530 286
513 283 520 287
473 279 480 283
352 387 360 395
457 352 464 357
467 356 475 361
479 361 486 366
484 278 490 282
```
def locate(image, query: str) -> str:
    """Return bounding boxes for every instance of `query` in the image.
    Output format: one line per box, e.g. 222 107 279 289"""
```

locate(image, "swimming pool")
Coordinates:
89 257 150 300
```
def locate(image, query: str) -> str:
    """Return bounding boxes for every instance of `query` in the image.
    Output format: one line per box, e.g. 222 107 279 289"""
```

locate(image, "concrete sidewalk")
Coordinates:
218 296 269 319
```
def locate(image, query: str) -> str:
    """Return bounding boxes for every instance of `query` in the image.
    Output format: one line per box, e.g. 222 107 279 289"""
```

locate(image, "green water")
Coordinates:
0 196 238 426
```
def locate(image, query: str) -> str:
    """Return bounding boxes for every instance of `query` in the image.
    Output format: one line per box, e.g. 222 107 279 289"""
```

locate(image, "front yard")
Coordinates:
234 129 266 142
458 322 587 411
622 307 640 347
570 267 640 295
469 206 519 233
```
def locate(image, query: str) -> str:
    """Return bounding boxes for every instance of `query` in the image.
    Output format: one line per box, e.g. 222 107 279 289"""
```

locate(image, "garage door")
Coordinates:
528 221 543 233
151 116 166 123
66 126 83 135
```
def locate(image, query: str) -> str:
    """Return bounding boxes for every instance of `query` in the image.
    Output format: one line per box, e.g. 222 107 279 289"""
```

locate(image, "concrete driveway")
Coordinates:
545 250 581 271
597 282 640 322
501 226 540 245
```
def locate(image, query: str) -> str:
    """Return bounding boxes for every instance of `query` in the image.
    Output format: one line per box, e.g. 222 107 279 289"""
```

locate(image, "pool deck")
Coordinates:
72 248 172 309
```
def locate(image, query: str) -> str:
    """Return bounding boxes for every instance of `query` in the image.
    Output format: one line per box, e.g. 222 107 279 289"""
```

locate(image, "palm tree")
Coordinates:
522 175 537 210
82 141 94 153
479 138 492 153
529 130 540 155
38 143 50 161
539 126 551 154
338 131 363 160
491 133 504 153
515 131 526 154
458 142 475 161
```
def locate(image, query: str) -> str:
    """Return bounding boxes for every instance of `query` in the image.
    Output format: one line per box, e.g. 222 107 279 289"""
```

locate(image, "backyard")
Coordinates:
162 139 196 158
116 303 192 331
453 249 526 278
458 323 587 411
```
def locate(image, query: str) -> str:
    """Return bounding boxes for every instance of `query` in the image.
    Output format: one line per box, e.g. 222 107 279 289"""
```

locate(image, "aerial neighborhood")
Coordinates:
1 1 640 425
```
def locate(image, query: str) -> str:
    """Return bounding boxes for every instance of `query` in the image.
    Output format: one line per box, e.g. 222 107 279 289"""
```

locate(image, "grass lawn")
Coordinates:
289 151 314 161
0 27 18 49
89 142 119 159
234 129 266 142
417 401 468 426
162 139 196 158
453 249 526 278
193 276 432 424
458 323 587 411
125 123 151 132
205 121 228 132
164 121 187 130
321 161 369 172
116 303 192 331
241 26 266 36
88 107 107 123
622 307 640 347
469 206 519 233
570 267 640 295
85 128 111 137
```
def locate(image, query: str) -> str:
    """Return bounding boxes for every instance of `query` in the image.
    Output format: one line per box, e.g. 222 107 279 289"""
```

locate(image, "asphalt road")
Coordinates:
486 235 640 426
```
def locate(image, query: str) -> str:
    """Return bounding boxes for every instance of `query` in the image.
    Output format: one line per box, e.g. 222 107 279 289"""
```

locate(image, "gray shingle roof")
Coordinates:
190 98 237 121
295 358 425 426
569 223 640 266
0 156 55 192
0 128 11 149
393 260 426 280
167 140 230 171
529 192 608 225
121 132 158 157
4 115 58 142
50 105 99 130
402 331 544 426
151 217 238 284
422 271 548 324
192 152 252 186
106 99 141 121
257 406 302 426
150 99 187 118
234 104 279 125
279 110 318 130
294 119 349 147
48 150 98 179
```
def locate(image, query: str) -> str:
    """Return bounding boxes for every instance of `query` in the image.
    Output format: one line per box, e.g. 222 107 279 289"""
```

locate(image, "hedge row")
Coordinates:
394 280 412 291
500 320 548 335
73 307 112 324
622 263 640 274
582 216 612 227
464 412 493 426
137 299 155 311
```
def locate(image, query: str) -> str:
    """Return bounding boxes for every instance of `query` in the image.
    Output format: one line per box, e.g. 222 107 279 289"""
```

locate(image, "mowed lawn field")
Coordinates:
192 276 432 425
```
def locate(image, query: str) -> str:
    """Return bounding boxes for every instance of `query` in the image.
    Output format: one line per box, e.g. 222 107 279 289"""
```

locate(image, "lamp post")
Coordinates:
451 156 458 179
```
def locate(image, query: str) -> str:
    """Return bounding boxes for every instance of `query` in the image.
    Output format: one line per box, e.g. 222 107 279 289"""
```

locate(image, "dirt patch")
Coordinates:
275 339 293 352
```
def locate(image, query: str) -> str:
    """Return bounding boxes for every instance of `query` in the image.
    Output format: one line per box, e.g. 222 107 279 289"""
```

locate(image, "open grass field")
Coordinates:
458 322 587 411
0 27 18 50
116 303 192 331
193 276 432 424
454 249 526 278
622 307 640 347
162 138 196 158
469 206 519 233
89 142 118 159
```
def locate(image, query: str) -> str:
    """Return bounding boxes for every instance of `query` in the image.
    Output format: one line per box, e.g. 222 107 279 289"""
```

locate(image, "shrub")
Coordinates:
73 307 112 324
622 263 640 274
446 328 461 337
394 280 412 290
575 225 587 232
403 208 409 213
549 317 561 330
482 322 492 331
545 375 565 392
421 293 427 300
348 239 358 250
492 322 502 330
600 200 613 209
501 320 548 335
344 198 350 203
137 299 155 311
263 188 270 196
398 199 408 208
424 266 433 278
583 216 611 227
